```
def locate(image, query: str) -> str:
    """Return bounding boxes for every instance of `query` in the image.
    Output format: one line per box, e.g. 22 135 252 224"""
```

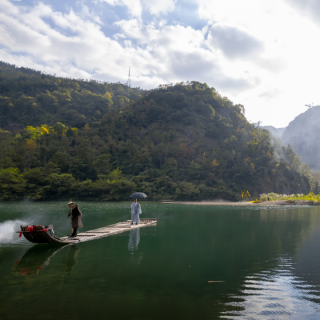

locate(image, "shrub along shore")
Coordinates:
258 192 318 201
164 192 320 206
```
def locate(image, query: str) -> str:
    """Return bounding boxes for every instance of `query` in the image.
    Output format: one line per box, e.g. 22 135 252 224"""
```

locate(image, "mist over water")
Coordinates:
0 219 31 245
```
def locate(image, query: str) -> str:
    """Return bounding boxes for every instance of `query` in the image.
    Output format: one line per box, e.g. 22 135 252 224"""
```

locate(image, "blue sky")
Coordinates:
1 0 320 127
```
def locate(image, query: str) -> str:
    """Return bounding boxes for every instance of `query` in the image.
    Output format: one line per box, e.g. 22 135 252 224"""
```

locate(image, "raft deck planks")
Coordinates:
19 219 157 244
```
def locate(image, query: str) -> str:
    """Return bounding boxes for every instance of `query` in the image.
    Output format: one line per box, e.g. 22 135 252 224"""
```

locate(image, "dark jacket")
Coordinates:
68 204 83 228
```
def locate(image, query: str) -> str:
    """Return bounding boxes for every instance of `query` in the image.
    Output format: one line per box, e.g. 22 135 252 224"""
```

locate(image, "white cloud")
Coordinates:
99 0 175 17
285 0 320 25
141 0 176 15
207 23 264 60
114 19 255 91
0 0 253 92
258 88 281 101
196 0 320 127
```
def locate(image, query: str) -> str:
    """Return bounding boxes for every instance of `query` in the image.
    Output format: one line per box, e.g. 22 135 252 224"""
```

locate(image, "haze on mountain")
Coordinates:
261 126 286 140
282 106 320 171
261 106 320 172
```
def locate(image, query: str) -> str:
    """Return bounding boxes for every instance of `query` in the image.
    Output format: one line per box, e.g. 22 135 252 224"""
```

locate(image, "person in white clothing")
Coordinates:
130 198 142 225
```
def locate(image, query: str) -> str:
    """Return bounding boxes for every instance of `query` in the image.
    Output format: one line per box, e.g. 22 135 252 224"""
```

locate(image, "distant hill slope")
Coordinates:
261 126 286 140
0 62 318 200
0 61 145 131
282 106 320 170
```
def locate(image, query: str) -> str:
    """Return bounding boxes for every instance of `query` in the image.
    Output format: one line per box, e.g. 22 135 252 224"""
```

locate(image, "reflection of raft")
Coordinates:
15 244 68 276
17 219 157 245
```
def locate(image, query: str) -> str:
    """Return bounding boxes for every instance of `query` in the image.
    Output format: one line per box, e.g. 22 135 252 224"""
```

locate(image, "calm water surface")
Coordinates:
1 202 320 319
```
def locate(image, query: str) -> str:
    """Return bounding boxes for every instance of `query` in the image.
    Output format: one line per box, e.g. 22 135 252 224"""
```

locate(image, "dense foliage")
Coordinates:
259 192 320 203
0 61 318 201
0 61 145 131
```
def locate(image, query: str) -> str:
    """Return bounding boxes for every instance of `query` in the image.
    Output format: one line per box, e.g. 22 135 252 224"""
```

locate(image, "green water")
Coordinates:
1 202 320 319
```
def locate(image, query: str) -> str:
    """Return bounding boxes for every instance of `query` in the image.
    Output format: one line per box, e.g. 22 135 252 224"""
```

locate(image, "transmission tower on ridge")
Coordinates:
127 66 131 88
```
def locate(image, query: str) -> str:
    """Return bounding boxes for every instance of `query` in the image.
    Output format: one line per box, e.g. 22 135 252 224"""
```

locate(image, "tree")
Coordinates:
0 168 27 199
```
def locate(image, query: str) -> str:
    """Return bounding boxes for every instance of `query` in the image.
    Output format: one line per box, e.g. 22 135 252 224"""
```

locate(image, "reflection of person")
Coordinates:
131 198 142 225
128 228 140 251
64 245 80 274
67 200 83 237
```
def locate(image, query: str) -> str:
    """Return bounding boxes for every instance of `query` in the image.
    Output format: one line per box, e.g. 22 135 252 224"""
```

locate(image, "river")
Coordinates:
1 201 320 319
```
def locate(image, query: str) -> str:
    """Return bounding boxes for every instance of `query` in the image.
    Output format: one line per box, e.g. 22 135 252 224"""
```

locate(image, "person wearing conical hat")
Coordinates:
67 200 83 237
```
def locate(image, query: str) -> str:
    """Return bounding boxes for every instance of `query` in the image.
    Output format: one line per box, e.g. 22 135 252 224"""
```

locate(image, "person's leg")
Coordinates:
131 212 134 224
134 214 138 225
72 227 78 237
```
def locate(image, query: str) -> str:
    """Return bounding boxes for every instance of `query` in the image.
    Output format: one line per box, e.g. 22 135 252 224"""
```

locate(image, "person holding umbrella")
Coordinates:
129 192 146 225
130 199 142 225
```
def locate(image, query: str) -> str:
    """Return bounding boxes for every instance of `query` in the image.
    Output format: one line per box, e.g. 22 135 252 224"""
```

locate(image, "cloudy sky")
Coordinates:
1 0 320 127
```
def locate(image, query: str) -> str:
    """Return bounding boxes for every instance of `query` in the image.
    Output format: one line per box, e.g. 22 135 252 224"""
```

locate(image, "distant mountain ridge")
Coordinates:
261 126 286 140
282 106 320 170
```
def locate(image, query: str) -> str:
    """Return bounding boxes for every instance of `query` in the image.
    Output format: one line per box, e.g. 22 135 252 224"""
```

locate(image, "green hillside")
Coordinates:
0 62 318 201
0 61 145 131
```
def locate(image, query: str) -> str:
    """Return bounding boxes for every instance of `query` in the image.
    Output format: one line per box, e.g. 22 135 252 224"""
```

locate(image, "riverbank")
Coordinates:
162 200 320 206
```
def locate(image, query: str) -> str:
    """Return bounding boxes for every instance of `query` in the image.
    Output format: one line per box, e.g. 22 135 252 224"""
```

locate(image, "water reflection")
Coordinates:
222 259 320 319
220 212 320 319
128 228 143 265
292 224 320 304
3 203 320 320
15 244 80 276
61 245 80 276
240 208 309 222
128 228 140 251
15 245 68 276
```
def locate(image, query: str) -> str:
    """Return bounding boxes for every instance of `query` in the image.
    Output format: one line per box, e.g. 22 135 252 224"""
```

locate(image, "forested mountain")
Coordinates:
282 106 320 171
0 61 145 131
0 61 318 201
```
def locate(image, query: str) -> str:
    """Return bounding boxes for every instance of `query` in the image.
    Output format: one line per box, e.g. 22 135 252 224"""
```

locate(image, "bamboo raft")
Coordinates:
17 219 157 244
